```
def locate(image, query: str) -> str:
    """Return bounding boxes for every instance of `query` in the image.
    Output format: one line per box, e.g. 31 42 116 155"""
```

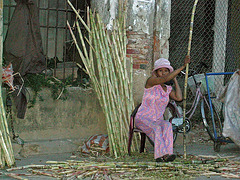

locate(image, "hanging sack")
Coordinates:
218 71 240 147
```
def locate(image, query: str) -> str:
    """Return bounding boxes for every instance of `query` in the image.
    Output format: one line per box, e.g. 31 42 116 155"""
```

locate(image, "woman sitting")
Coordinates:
135 56 190 162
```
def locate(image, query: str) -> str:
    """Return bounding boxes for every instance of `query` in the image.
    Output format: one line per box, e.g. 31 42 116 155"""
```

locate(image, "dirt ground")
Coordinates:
0 125 239 179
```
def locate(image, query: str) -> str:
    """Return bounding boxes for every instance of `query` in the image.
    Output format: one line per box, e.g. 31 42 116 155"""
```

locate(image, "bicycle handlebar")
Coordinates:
180 69 201 88
180 69 197 77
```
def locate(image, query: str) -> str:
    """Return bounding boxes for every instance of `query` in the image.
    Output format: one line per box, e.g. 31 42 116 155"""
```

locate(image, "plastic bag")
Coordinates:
218 71 240 147
80 134 109 154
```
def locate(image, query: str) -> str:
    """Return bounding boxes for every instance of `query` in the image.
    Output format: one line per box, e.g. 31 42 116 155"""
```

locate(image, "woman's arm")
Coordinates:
169 78 183 101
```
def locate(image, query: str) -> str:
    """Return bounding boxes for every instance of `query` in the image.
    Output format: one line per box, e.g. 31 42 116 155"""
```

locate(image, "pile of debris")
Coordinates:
2 155 240 179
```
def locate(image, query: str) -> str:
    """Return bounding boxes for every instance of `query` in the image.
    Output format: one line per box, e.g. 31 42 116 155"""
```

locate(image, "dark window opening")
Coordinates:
3 0 90 87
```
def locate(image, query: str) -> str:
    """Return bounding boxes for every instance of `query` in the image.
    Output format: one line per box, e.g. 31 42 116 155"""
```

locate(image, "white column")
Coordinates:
212 0 229 101
212 0 228 73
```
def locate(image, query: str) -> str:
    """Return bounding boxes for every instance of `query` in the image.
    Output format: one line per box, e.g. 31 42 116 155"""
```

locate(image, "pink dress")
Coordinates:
135 84 173 159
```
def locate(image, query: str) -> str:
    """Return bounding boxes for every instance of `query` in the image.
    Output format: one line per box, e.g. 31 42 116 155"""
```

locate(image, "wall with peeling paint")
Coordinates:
128 0 155 34
91 0 171 57
90 0 171 104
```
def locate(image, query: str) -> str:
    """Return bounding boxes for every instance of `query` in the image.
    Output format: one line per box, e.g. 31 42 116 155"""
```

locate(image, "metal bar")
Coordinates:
37 0 40 13
63 0 69 80
71 0 78 82
38 7 85 12
204 74 217 139
204 71 234 140
44 0 50 74
3 5 16 8
54 0 60 77
36 25 76 29
7 0 11 30
206 72 234 76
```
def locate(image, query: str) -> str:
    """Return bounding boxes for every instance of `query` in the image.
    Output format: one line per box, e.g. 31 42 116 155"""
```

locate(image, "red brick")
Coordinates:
134 60 148 64
126 31 138 35
127 39 137 44
127 48 140 54
133 64 140 69
126 44 137 49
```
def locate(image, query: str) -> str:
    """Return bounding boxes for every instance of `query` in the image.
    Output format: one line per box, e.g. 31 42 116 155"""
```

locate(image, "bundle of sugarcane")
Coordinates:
0 3 15 168
67 0 137 158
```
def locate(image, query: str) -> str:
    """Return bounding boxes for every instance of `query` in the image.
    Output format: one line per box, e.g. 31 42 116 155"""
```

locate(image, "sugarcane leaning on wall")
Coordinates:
0 0 15 168
67 0 137 158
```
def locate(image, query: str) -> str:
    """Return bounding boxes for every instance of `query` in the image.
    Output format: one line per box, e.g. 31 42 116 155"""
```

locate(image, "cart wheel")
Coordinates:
214 142 221 152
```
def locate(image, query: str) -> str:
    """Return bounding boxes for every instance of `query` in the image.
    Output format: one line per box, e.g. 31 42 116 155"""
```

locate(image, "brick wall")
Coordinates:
126 31 153 70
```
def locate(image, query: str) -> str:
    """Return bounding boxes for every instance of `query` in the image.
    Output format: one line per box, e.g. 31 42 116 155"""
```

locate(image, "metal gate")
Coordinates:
170 0 239 97
3 0 90 82
170 0 239 73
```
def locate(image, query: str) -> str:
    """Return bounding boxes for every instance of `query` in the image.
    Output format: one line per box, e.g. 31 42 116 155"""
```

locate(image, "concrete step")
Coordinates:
12 138 82 158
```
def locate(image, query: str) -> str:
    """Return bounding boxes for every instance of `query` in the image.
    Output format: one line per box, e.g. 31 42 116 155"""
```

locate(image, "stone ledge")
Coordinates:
12 138 84 158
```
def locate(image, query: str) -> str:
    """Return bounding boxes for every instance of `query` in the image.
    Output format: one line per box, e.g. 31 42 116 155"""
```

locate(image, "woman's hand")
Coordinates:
184 55 190 66
173 77 177 84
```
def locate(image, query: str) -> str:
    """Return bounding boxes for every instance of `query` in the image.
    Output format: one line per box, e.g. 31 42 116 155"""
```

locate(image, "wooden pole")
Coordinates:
182 0 199 160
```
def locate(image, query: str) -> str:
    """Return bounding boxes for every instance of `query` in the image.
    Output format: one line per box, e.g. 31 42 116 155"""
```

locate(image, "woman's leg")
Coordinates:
136 119 173 159
154 120 173 159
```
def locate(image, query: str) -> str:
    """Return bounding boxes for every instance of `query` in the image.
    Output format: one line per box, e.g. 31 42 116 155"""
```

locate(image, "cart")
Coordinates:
202 72 235 152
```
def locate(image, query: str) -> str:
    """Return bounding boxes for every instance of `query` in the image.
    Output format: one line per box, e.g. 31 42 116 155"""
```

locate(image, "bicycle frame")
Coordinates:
170 75 205 121
168 73 209 134
205 72 234 141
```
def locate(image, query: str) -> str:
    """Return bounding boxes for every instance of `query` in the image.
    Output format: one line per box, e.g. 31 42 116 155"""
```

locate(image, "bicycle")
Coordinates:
164 70 212 144
200 72 235 152
166 70 235 152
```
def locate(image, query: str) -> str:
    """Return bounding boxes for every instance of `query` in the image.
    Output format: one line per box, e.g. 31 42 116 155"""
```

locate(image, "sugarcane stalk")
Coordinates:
0 2 15 168
92 16 122 152
5 173 26 180
108 25 129 152
7 158 236 179
67 0 136 157
0 93 15 162
72 16 118 156
31 170 60 178
98 28 126 149
67 0 89 32
90 14 119 156
182 0 199 160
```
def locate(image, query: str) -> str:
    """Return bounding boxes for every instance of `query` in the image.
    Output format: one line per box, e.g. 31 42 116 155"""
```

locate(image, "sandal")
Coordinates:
164 154 176 162
156 157 164 162
156 154 170 162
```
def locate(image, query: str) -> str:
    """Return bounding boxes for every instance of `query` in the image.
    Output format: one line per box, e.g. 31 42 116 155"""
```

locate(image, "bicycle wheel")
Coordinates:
164 103 178 143
201 98 223 143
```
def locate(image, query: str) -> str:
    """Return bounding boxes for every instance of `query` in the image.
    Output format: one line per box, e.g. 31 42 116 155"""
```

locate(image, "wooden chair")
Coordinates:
127 103 146 155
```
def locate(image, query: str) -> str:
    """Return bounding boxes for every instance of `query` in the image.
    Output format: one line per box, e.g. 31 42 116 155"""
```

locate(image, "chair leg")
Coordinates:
140 133 146 153
128 130 133 155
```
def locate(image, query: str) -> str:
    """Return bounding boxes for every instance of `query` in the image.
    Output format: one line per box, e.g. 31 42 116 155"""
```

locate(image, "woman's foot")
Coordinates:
156 157 164 162
156 154 176 162
164 154 176 162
